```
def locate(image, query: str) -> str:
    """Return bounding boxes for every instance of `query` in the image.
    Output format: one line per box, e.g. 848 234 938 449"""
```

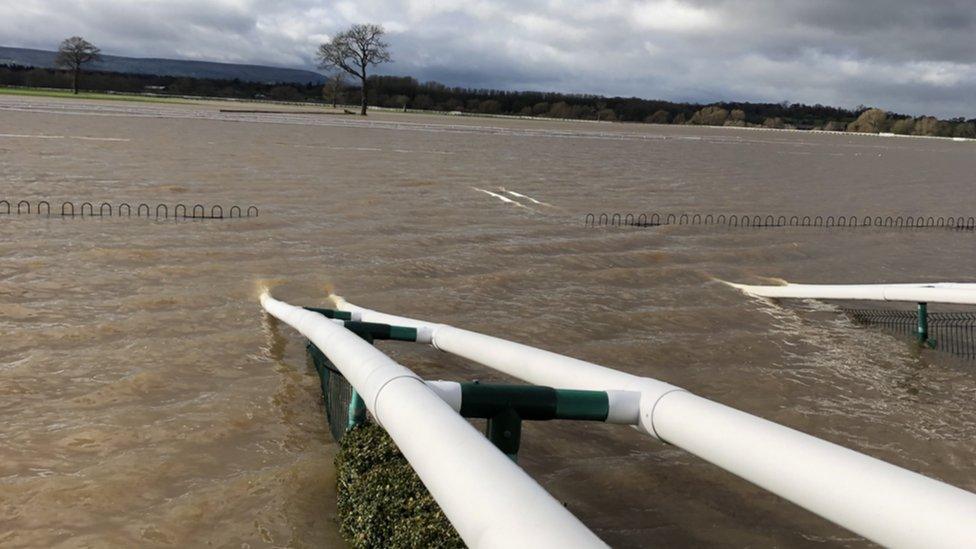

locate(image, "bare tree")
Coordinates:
316 24 391 115
322 72 347 108
55 36 101 94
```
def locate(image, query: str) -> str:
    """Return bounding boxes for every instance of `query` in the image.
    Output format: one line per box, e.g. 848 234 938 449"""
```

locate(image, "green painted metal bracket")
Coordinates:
486 408 521 460
917 302 937 348
348 390 367 430
342 321 418 342
303 306 354 320
458 383 609 421
303 308 420 342
457 383 610 461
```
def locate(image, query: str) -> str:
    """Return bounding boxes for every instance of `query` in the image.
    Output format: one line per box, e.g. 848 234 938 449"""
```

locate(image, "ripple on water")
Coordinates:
2 97 975 547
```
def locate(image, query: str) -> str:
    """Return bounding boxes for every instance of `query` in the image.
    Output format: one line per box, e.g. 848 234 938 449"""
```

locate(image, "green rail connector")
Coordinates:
304 307 354 320
458 384 609 421
342 321 419 342
554 389 612 421
456 383 610 461
303 308 420 342
304 305 613 463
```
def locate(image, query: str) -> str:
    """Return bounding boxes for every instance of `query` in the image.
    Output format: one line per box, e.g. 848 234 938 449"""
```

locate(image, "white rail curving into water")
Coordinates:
260 291 606 549
331 295 976 549
725 281 976 305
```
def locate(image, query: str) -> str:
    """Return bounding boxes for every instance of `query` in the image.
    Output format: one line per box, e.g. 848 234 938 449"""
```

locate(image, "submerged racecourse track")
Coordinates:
1 94 975 547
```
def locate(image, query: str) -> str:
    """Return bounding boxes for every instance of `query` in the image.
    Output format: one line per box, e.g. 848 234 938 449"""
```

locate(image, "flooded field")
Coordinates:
2 94 975 547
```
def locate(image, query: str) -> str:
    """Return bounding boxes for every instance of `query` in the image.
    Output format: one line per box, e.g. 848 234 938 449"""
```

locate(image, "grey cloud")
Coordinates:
0 1 973 117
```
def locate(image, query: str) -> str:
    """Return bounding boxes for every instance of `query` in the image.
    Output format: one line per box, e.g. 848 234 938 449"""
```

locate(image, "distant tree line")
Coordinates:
844 107 975 138
0 63 323 101
2 62 973 137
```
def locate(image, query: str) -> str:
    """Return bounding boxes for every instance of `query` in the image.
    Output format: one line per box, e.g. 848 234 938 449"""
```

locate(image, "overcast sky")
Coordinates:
2 1 974 117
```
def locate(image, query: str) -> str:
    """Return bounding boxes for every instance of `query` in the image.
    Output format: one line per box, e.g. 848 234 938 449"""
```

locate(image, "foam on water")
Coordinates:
499 187 555 207
471 186 537 211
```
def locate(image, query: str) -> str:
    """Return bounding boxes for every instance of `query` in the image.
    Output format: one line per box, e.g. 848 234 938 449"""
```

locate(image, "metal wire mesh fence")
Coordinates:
307 341 357 442
842 308 976 359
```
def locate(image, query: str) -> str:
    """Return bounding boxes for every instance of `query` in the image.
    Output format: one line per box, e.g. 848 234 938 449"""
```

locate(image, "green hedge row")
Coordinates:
335 424 465 548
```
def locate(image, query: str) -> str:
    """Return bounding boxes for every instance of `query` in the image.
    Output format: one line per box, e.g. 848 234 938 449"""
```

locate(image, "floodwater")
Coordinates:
1 95 975 548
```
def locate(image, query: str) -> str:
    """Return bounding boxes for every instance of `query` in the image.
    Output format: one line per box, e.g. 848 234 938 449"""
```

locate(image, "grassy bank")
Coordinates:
336 424 463 548
0 86 196 104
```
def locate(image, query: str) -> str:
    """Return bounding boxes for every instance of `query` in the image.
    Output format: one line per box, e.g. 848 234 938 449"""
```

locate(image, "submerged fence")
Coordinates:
843 308 976 359
585 212 976 231
0 199 258 220
727 281 976 361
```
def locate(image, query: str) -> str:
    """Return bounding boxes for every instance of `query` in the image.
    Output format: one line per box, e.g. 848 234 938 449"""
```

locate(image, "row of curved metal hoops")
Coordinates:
0 200 258 219
585 211 976 229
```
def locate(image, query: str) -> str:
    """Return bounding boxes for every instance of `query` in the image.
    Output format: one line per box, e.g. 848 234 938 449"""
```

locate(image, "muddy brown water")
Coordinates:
1 95 975 548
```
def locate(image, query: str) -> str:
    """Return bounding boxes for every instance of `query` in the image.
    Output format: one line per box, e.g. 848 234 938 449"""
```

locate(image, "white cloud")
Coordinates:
908 61 973 87
630 0 718 31
643 41 662 56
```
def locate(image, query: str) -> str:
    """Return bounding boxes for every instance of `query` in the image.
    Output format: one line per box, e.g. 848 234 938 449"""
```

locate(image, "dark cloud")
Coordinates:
1 1 973 117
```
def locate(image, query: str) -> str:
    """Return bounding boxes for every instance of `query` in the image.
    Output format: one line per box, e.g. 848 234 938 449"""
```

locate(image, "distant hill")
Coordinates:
0 46 325 85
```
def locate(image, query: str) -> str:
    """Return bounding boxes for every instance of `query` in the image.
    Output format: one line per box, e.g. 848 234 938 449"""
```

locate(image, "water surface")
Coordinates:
2 96 975 547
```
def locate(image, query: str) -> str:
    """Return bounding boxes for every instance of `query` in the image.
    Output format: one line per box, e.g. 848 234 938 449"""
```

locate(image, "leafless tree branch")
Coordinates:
316 24 392 115
54 36 101 94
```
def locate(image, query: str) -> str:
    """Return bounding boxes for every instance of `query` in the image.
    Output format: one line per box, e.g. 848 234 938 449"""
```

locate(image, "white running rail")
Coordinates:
261 291 606 549
725 281 976 305
331 295 976 549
